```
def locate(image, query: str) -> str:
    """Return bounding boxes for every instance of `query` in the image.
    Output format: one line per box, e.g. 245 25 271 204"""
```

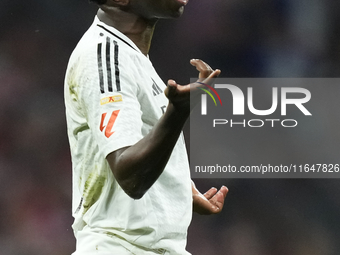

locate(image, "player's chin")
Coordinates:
159 6 184 19
172 6 185 17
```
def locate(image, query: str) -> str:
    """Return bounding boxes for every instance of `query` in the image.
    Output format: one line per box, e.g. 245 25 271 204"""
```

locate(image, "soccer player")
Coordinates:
64 0 228 254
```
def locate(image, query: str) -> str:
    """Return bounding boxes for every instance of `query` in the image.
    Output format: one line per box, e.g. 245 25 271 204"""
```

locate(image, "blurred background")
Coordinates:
1 0 340 254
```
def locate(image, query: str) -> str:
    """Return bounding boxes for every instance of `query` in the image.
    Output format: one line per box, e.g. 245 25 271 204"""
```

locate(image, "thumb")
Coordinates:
164 79 177 98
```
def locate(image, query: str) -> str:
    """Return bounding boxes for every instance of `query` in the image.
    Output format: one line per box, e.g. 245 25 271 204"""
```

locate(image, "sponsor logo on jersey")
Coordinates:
100 95 123 105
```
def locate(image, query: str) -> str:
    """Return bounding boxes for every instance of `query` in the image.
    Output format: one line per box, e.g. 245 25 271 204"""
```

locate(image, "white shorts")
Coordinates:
72 226 169 255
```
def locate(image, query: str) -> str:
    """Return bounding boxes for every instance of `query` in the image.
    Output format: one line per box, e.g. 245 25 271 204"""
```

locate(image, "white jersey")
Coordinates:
64 17 192 254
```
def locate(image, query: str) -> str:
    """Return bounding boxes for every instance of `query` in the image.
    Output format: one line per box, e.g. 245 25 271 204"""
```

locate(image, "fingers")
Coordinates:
165 59 221 107
206 186 229 213
193 185 229 215
201 69 221 86
190 59 213 79
190 59 221 80
219 185 229 198
213 186 228 209
203 186 228 200
203 187 218 200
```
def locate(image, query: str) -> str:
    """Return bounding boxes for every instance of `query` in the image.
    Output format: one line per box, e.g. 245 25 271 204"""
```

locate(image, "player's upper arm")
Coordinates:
75 39 144 181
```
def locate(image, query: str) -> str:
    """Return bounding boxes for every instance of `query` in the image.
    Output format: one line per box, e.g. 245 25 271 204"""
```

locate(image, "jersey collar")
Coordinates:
94 16 143 55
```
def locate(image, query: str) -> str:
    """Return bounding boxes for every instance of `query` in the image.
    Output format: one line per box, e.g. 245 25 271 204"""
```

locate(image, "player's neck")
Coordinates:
97 8 157 56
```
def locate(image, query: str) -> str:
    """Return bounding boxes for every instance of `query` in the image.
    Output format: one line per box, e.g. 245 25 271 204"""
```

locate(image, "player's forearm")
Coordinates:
106 102 189 199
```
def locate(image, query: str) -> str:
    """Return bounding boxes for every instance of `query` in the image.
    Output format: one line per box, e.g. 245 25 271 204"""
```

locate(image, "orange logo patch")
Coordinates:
100 110 120 138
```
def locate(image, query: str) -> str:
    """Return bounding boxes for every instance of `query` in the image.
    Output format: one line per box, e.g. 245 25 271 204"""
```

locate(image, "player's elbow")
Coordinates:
119 178 148 200
126 189 145 200
106 150 154 200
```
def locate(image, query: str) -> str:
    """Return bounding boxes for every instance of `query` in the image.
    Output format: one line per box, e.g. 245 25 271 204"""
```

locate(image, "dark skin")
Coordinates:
100 0 228 214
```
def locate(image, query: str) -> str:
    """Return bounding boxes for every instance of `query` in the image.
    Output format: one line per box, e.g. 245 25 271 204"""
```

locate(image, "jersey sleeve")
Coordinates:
75 39 143 158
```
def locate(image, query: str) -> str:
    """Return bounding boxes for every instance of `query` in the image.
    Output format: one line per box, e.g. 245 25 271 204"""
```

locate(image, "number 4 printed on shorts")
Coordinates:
100 110 120 138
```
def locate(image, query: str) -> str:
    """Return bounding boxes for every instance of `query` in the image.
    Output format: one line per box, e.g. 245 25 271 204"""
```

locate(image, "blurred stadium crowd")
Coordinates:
1 0 340 254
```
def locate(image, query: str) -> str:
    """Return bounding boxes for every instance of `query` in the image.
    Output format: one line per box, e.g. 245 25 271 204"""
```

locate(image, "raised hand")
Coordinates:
164 59 220 113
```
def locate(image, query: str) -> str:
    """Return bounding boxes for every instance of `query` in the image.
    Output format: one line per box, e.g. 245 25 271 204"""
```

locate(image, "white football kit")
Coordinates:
64 17 192 255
